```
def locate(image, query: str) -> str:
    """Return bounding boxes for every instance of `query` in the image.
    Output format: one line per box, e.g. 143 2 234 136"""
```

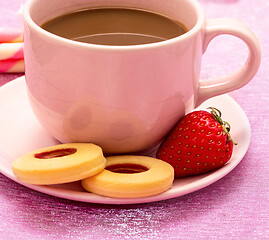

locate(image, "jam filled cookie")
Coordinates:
12 143 106 185
81 155 174 198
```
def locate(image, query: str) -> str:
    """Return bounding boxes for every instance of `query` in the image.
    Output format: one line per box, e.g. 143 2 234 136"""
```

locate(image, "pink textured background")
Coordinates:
0 0 268 239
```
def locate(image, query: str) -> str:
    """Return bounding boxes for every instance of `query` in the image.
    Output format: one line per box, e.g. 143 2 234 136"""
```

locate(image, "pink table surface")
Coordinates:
0 0 268 239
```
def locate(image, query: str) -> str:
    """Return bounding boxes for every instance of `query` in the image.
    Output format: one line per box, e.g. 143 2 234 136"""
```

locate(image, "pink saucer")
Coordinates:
0 76 251 204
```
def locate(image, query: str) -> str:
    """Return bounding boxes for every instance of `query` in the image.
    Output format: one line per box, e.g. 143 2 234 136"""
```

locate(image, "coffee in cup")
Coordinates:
41 7 188 46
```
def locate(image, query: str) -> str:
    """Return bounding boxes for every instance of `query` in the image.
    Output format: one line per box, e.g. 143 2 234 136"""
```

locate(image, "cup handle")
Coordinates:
195 18 261 107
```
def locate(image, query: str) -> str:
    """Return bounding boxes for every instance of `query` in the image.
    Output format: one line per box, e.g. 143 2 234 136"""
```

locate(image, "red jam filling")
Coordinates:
105 163 149 174
34 148 77 159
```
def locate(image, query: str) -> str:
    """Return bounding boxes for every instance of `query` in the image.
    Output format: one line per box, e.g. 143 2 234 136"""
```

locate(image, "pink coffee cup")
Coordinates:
23 0 261 154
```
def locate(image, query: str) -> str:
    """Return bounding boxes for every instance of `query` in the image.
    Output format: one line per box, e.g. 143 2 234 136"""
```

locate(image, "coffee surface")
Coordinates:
41 7 188 46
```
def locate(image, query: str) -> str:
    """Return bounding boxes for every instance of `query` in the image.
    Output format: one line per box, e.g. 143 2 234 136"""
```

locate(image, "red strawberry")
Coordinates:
156 107 236 177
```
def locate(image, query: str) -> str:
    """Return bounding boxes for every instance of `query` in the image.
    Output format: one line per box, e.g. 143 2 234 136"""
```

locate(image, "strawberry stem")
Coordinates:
207 107 237 145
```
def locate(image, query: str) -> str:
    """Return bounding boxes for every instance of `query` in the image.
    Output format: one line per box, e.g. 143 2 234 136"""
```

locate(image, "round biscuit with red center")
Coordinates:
12 143 106 185
81 155 174 198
